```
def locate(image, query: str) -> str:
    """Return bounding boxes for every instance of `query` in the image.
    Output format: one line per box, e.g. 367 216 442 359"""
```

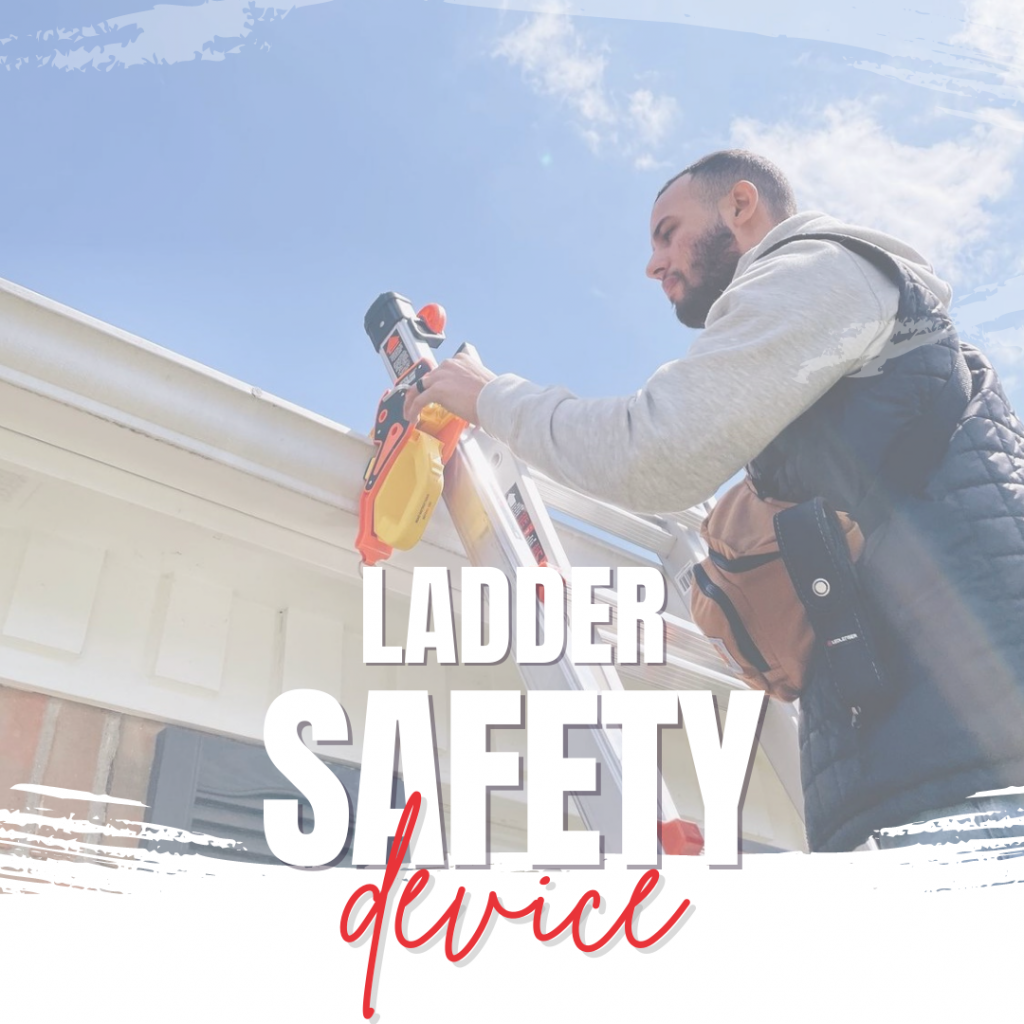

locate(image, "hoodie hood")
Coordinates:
737 211 954 310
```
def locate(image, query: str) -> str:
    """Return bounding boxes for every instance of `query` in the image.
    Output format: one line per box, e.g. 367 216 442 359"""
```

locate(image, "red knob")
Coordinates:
418 303 446 334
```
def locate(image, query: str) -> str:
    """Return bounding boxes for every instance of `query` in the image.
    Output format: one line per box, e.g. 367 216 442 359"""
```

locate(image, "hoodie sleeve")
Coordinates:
475 237 900 513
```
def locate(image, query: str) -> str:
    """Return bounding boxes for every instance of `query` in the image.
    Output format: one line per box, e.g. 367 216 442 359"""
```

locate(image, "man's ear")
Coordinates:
721 180 759 226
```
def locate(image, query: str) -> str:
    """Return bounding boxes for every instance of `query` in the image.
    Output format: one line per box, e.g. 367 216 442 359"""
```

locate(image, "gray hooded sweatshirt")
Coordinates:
475 211 953 513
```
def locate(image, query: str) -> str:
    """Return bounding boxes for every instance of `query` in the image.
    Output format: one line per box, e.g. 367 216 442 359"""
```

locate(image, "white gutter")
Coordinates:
0 276 467 576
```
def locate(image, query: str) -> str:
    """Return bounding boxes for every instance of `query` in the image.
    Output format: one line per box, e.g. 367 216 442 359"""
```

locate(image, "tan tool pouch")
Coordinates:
690 477 864 701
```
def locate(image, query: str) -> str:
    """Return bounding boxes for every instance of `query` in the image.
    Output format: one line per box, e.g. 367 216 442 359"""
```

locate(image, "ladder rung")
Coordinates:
533 474 677 556
615 658 742 694
583 589 739 678
666 505 710 533
595 616 744 683
534 473 711 551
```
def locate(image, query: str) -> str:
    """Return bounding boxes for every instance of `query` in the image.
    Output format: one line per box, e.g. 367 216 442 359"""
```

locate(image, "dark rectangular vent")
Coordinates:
144 726 400 867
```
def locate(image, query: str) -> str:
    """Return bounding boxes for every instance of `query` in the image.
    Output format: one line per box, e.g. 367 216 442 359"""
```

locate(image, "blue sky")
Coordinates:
2 0 1023 433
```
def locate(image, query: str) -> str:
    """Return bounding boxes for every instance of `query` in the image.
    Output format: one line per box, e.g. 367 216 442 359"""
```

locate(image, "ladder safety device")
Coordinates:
357 294 467 566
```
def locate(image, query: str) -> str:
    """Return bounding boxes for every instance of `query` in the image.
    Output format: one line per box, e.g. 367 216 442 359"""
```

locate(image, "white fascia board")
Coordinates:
0 277 466 575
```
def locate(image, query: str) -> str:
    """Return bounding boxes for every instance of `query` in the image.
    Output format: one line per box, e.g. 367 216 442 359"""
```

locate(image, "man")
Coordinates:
404 150 1024 854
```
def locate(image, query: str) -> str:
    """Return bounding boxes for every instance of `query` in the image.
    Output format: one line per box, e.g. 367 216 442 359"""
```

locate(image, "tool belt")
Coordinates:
691 336 973 708
691 481 882 704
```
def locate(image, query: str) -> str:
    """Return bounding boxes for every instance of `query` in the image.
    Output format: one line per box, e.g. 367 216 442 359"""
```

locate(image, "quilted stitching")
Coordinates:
750 242 1024 851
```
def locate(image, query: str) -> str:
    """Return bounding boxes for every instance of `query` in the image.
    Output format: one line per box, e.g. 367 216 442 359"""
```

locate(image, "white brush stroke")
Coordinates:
0 804 245 894
971 784 1024 798
2 800 1023 896
452 0 1024 102
878 813 1024 838
1 807 241 851
0 0 337 71
11 783 148 807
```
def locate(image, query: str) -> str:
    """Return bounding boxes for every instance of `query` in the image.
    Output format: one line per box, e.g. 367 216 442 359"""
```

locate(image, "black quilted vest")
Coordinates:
748 234 1024 852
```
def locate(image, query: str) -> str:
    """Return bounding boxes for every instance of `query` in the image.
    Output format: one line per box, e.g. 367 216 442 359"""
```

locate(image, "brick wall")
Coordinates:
0 682 163 849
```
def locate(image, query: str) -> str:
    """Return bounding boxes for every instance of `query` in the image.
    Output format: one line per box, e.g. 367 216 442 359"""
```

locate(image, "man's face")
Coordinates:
646 175 742 329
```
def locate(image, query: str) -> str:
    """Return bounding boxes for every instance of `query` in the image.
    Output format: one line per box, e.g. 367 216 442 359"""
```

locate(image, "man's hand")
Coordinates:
402 344 496 425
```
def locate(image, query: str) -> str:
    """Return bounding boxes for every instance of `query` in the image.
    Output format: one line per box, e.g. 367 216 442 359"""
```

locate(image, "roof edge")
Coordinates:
0 275 373 507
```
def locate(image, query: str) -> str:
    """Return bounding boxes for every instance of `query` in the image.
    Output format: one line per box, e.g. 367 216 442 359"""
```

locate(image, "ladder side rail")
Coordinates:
544 482 806 827
442 434 628 852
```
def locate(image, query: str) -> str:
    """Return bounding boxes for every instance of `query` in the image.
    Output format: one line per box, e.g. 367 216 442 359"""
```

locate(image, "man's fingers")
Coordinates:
404 378 436 422
398 351 485 424
402 369 432 420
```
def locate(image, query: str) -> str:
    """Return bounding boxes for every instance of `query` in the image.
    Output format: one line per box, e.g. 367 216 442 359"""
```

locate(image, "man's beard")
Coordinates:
672 221 742 329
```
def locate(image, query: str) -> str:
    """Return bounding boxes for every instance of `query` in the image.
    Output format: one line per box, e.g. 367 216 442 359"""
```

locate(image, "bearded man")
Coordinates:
403 149 1024 854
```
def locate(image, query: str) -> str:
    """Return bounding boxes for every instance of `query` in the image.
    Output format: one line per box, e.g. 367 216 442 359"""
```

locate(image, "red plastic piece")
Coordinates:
418 303 447 334
658 818 705 856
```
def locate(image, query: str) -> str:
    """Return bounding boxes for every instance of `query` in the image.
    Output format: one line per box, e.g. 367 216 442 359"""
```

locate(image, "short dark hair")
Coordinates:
658 150 797 224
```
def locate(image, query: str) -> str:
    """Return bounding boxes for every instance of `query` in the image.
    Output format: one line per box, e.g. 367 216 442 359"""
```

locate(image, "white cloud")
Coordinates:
627 88 677 146
493 11 614 128
633 152 669 171
493 10 678 163
952 0 1024 92
950 272 1024 391
730 101 1024 278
